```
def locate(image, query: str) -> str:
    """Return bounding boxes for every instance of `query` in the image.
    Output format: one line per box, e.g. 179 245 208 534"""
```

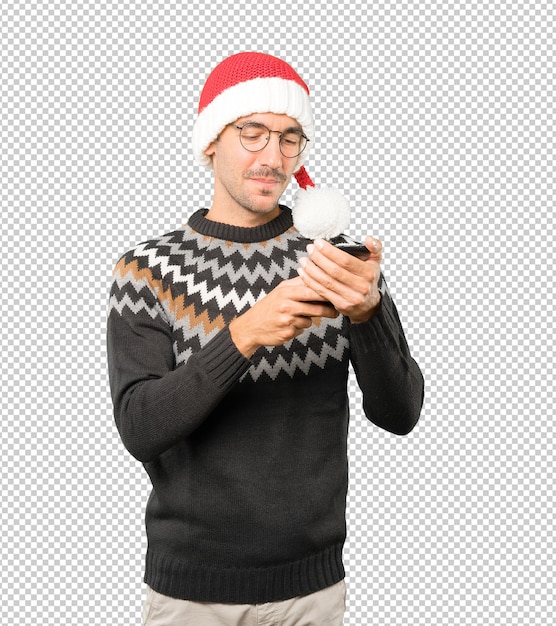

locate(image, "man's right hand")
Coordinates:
229 276 339 358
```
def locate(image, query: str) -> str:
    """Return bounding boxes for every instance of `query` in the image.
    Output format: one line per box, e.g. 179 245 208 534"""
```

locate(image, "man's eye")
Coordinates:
282 134 301 146
282 137 299 146
242 128 266 141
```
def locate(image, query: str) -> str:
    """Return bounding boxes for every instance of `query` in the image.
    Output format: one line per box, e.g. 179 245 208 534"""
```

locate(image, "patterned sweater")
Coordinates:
106 207 424 604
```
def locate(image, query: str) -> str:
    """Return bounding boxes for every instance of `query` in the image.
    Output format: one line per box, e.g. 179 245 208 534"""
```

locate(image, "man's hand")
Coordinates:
297 236 383 324
229 276 339 358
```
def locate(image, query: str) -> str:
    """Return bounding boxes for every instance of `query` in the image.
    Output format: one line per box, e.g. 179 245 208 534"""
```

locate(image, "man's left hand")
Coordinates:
297 236 383 324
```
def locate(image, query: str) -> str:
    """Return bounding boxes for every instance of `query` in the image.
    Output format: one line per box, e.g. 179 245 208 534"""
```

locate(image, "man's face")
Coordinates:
204 112 303 226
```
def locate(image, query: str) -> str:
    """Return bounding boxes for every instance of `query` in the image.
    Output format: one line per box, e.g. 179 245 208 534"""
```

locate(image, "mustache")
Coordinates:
244 168 287 182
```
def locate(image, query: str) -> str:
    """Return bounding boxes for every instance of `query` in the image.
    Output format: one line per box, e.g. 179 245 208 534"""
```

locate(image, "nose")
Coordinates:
258 132 283 168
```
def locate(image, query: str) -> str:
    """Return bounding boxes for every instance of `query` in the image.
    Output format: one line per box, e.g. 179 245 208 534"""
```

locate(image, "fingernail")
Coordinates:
315 239 325 249
299 256 308 268
306 244 314 255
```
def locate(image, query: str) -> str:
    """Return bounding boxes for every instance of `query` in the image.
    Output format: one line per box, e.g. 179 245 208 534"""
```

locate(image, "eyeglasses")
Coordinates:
231 123 309 158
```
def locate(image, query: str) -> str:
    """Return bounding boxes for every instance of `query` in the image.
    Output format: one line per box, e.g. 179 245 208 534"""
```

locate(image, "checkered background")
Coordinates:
1 1 553 624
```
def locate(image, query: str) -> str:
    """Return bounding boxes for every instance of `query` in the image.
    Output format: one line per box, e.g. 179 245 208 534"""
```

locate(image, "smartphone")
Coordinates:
330 235 369 260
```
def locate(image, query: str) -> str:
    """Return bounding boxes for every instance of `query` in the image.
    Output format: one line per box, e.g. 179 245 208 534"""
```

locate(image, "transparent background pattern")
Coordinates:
1 1 553 624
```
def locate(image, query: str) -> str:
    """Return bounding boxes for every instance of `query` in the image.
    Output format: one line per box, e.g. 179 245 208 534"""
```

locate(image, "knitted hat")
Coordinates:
192 52 350 239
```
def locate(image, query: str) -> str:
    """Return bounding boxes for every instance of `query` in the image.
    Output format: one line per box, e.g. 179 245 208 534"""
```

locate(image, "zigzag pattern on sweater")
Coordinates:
109 223 350 382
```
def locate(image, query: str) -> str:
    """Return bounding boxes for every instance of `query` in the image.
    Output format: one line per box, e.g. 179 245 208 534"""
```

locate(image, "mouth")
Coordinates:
249 177 281 188
255 178 278 183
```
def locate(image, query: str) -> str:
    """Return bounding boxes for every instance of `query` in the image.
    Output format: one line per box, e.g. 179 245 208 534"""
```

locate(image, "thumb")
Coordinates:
365 236 383 262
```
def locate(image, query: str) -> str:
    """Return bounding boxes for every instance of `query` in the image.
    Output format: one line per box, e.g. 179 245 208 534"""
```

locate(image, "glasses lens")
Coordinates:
239 124 269 151
280 131 307 158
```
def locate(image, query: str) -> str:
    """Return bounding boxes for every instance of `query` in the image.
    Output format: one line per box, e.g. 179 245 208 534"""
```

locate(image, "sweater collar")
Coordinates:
188 206 294 244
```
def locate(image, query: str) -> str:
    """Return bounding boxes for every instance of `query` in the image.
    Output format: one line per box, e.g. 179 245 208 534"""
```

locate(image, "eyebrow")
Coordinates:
240 118 303 132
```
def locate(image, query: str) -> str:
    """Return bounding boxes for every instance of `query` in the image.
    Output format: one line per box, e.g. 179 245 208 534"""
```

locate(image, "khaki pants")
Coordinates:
142 580 346 626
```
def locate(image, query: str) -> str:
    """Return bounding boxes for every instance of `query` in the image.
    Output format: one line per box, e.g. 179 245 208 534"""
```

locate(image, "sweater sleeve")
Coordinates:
106 274 252 463
348 275 424 435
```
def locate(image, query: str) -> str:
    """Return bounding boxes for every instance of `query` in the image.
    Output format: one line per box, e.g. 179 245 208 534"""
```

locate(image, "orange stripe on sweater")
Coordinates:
114 257 226 334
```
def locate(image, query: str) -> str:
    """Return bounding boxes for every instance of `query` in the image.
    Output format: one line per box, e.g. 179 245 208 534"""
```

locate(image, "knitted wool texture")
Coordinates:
106 208 424 603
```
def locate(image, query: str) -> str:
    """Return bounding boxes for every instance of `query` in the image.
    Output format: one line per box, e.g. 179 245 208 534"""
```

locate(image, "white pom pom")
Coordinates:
292 186 351 239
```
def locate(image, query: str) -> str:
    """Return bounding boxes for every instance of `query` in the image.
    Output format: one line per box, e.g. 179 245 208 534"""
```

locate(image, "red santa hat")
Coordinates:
192 52 350 239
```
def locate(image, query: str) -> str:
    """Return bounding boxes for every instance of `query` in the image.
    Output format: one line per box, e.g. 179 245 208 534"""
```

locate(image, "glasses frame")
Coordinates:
230 123 309 158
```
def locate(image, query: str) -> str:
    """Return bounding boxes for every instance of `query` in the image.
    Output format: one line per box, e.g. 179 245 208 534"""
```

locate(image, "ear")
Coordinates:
204 141 217 158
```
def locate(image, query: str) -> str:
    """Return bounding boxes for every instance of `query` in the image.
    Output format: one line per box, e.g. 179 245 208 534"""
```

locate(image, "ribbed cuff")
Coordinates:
197 326 252 390
349 293 402 354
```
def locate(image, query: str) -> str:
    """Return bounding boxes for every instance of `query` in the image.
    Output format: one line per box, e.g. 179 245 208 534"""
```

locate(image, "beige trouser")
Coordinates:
142 580 346 626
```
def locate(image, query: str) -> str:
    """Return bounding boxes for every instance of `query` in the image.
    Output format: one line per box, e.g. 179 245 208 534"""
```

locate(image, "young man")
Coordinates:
107 52 424 626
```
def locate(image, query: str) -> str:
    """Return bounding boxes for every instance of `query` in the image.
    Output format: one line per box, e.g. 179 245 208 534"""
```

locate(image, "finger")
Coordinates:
311 239 380 278
279 276 332 303
291 315 313 331
364 236 383 262
311 239 365 270
304 247 354 284
305 243 375 290
297 256 371 306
